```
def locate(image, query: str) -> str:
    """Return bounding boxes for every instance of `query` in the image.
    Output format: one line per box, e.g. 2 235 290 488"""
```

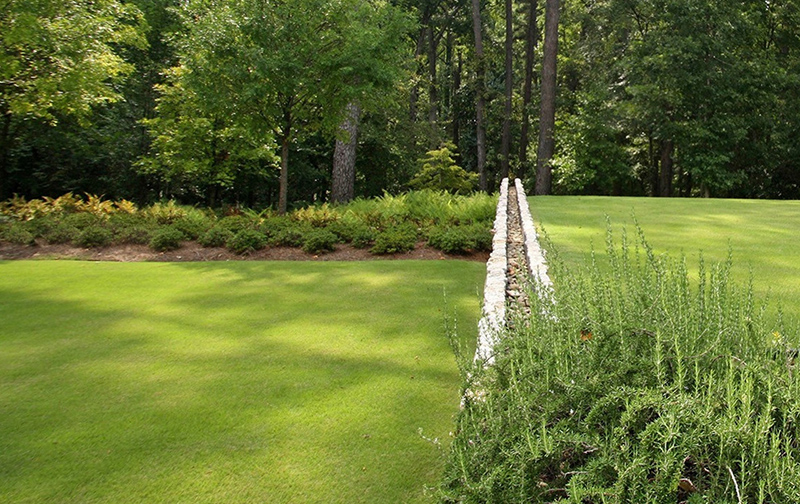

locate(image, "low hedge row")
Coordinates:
0 194 496 256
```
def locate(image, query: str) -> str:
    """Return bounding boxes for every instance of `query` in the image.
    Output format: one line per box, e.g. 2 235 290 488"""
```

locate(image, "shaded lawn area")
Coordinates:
0 260 485 504
528 196 800 319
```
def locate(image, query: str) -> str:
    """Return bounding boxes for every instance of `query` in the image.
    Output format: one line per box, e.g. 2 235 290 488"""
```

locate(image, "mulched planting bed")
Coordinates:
0 240 490 262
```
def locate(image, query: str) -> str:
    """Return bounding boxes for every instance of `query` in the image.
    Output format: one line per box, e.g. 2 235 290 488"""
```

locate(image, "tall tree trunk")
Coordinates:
500 0 513 179
410 27 426 121
428 24 438 127
471 0 487 191
535 0 559 195
648 132 658 196
452 49 462 152
445 30 453 115
658 139 674 197
518 0 538 179
683 170 693 196
331 102 361 204
278 107 293 214
279 135 290 214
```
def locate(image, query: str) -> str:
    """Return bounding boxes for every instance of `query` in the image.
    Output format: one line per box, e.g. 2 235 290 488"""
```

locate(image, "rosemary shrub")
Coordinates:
440 226 799 503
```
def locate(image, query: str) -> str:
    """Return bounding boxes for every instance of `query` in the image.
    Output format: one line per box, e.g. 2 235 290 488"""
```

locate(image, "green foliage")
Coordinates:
409 144 477 194
440 227 800 502
1 223 36 246
74 227 113 248
216 215 254 234
109 213 154 245
0 193 123 221
43 223 80 245
19 215 56 238
62 212 105 230
341 190 497 230
0 191 496 256
262 218 310 247
302 230 338 254
226 229 268 254
172 208 213 240
145 201 188 225
198 227 234 248
324 218 363 243
148 227 185 252
114 225 153 245
370 224 418 254
292 204 341 228
139 0 411 209
351 227 377 249
427 225 492 254
0 0 147 123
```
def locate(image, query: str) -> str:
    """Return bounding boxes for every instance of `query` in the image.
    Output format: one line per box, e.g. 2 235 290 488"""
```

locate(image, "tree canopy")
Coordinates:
2 0 800 206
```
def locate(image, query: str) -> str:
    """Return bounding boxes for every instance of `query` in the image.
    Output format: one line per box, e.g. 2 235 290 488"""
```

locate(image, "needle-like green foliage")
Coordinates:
440 225 800 503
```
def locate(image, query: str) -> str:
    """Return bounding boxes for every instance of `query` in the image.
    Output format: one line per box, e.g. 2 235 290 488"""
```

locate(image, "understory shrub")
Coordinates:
1 223 36 246
198 227 234 248
62 212 104 230
264 219 310 248
172 208 213 240
216 215 254 234
427 224 492 254
341 190 497 230
43 223 80 244
146 201 187 225
302 230 338 254
109 213 154 244
1 191 496 255
439 227 800 503
408 143 477 194
351 227 376 249
227 229 268 254
74 227 113 248
324 218 362 243
149 227 185 252
291 203 340 227
370 224 418 254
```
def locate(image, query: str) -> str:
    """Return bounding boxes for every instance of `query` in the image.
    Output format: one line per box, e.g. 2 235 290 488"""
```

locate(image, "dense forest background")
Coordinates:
2 0 799 210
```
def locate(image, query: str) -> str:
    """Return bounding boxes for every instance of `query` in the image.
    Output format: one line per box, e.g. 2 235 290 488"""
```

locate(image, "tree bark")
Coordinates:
658 139 674 197
279 135 290 214
410 27 426 121
535 0 559 195
278 106 293 214
648 132 657 196
518 0 538 179
452 48 462 152
331 101 361 204
428 24 438 127
471 0 487 191
500 0 513 180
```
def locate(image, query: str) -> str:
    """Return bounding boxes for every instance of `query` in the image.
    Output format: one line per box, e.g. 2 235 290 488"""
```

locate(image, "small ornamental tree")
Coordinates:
409 143 477 194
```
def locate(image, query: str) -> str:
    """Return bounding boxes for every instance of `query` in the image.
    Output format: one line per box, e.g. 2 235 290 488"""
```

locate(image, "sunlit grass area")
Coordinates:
528 196 800 318
0 260 484 504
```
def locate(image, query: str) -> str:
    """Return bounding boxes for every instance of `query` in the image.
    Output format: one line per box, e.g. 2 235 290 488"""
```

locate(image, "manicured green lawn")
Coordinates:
528 196 800 318
0 260 484 504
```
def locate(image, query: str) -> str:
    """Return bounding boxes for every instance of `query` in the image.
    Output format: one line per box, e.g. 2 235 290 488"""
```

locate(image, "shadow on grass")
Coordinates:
0 260 484 503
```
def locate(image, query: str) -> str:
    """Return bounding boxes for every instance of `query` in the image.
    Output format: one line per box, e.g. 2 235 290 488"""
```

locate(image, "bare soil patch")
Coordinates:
0 240 489 263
